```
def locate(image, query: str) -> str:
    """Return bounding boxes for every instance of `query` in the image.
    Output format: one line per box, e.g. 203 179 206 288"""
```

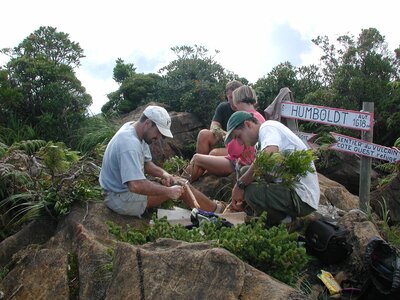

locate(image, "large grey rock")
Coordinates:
0 202 310 300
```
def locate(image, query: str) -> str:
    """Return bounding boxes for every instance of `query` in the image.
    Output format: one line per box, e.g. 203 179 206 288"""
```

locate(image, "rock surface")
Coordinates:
0 202 310 300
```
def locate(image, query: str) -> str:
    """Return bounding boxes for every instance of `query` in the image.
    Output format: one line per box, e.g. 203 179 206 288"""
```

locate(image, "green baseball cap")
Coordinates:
224 111 253 145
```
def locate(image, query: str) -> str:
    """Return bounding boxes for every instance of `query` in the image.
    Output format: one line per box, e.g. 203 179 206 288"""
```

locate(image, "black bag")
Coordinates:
305 218 353 265
365 236 400 295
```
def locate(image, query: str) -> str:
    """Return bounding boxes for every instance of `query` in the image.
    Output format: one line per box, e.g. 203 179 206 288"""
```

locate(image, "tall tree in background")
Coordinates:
0 26 91 144
158 45 239 123
254 62 322 110
102 58 161 115
313 28 399 145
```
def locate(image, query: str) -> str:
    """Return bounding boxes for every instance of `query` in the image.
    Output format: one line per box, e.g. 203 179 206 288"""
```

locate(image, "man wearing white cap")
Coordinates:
99 105 202 216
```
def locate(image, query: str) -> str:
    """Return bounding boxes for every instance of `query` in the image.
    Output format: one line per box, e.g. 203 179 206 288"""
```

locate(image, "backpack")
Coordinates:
364 236 400 295
186 208 233 229
305 218 353 265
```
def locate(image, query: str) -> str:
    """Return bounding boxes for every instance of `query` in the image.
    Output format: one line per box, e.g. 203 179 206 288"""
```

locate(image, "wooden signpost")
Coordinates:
279 100 387 212
329 133 400 163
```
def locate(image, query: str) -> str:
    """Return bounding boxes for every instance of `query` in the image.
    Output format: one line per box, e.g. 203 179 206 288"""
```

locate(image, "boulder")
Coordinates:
317 152 378 196
318 173 359 211
0 202 310 300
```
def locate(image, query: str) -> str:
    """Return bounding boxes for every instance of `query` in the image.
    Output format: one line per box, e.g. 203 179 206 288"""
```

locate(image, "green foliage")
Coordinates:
0 142 8 159
0 115 37 146
382 225 400 248
253 150 317 188
0 266 9 280
67 252 80 299
254 62 322 110
9 139 46 156
0 141 102 238
2 26 92 144
38 142 79 175
74 115 117 154
162 156 189 175
313 28 398 146
103 72 162 114
157 45 237 123
113 58 136 84
107 213 309 285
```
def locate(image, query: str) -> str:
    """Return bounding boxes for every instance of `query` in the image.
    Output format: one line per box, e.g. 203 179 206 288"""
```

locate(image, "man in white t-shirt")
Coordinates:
99 105 218 216
224 111 320 226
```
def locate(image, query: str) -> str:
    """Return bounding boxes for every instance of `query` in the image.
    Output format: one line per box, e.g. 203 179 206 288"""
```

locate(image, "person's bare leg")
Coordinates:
196 129 218 154
190 154 234 182
147 195 171 208
181 184 216 212
209 148 228 156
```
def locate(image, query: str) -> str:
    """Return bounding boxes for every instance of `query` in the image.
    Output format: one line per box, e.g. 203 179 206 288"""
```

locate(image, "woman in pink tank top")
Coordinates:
187 86 266 182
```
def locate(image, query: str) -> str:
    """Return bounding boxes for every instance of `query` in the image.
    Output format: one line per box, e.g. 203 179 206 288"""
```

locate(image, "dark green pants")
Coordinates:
244 182 315 226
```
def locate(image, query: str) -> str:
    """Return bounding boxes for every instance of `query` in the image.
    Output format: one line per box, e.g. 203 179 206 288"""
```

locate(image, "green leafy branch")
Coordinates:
253 149 317 189
107 212 309 286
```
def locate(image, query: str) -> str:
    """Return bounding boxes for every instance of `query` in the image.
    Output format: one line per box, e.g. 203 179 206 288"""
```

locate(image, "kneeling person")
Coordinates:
224 111 320 226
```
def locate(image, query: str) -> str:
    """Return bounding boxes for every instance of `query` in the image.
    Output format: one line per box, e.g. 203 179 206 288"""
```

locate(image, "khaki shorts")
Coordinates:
104 191 147 217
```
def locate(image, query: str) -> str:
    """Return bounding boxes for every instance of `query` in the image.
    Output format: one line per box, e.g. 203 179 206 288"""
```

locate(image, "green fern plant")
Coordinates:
9 140 47 156
38 142 79 175
75 116 117 154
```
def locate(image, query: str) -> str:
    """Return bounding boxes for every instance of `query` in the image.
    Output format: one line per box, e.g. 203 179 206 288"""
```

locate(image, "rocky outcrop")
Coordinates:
317 152 379 195
318 173 359 211
0 202 309 300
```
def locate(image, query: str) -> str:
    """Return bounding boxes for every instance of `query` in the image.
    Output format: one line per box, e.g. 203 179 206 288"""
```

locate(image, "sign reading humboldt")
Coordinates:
329 133 400 163
281 102 373 131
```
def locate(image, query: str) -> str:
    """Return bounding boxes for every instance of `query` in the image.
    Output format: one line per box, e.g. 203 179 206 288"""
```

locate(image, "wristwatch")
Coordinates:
236 180 247 190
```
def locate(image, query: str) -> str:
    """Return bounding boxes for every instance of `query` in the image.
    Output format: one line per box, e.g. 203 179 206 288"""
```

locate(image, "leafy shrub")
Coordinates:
253 150 317 188
0 141 102 237
162 156 189 175
107 213 309 285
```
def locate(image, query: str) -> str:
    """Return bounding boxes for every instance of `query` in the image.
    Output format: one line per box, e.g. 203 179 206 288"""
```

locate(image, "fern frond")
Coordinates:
10 139 47 155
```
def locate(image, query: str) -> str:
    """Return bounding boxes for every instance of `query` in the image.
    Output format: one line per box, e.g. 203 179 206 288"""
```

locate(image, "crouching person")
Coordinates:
224 111 320 227
99 105 221 216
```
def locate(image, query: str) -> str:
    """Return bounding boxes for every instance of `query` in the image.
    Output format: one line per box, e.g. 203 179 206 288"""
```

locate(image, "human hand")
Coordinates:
161 172 175 186
167 185 184 200
231 185 245 211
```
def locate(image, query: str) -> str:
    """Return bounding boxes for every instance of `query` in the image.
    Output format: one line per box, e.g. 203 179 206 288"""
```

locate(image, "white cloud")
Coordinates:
1 0 399 114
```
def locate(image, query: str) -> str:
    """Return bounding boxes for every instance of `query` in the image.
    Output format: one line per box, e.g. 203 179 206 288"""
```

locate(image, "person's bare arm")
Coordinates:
210 121 226 139
127 179 183 199
231 145 279 210
144 161 174 186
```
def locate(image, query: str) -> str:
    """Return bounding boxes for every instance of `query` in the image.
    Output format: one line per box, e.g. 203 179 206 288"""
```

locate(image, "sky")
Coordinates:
1 0 399 114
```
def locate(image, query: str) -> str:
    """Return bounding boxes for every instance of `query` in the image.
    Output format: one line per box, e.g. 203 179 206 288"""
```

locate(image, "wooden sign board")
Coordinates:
329 132 400 163
294 131 317 149
281 102 373 131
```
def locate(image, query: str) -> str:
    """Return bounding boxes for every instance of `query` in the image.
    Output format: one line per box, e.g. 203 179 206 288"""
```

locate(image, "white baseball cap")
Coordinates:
143 105 173 138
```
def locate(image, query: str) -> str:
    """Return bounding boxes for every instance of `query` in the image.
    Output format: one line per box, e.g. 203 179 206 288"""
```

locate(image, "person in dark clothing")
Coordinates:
194 80 243 155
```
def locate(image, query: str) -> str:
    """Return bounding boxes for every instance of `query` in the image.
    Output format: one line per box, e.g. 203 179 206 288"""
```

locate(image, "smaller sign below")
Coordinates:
329 133 400 163
294 131 317 149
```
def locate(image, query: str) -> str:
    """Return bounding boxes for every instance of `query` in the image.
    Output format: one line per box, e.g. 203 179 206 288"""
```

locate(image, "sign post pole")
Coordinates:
359 102 374 212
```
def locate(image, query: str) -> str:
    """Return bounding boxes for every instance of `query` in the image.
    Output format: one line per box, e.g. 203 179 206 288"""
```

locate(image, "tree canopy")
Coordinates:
0 26 91 144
